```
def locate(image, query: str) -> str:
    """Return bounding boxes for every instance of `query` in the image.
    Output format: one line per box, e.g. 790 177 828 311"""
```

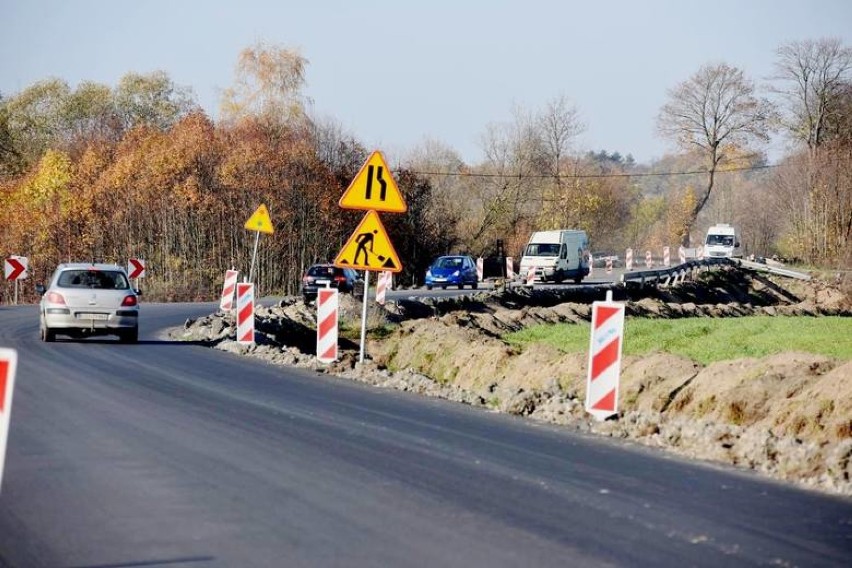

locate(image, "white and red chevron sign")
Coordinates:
316 287 339 363
219 269 239 311
4 257 27 281
585 296 625 421
127 258 145 279
236 283 255 345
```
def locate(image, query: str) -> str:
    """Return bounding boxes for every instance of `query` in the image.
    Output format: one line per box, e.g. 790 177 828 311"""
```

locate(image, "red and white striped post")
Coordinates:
645 250 653 268
505 257 515 279
476 257 484 282
526 266 536 286
375 271 392 306
625 248 633 271
219 269 239 311
696 245 704 259
606 258 613 274
678 246 687 265
585 291 625 421
663 246 671 267
317 287 339 363
0 348 18 493
236 283 255 345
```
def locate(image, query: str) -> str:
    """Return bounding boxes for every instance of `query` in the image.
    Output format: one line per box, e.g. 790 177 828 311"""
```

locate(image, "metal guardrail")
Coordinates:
619 256 811 287
618 258 730 287
730 258 811 281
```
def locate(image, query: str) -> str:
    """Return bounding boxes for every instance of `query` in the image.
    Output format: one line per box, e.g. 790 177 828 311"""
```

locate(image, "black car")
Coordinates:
301 264 363 301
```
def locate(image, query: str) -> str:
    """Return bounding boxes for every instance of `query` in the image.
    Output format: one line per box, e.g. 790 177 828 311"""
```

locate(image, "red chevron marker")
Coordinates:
128 258 146 279
4 257 27 281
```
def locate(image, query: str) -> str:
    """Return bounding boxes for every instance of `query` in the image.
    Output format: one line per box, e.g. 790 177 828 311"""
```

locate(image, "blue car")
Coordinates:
425 255 479 290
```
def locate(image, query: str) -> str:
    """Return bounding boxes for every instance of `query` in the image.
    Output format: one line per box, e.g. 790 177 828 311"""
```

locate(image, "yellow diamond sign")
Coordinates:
339 151 407 213
244 204 274 234
334 211 402 273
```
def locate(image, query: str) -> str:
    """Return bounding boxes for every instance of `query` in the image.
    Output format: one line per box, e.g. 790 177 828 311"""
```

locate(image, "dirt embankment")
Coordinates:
171 267 852 496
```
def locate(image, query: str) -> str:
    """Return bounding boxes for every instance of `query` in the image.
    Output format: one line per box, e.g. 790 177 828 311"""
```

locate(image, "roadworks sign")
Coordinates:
334 210 402 273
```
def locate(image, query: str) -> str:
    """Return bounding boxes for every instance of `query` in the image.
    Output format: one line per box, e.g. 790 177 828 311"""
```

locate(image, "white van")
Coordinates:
703 223 742 258
519 230 590 283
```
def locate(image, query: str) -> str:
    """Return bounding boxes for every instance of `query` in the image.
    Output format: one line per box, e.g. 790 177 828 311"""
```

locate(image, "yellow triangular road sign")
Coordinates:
245 204 274 234
334 211 402 273
339 151 407 213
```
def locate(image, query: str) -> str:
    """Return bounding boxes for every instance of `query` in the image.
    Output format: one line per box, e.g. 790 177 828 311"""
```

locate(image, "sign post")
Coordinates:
0 348 18 493
335 150 407 363
244 204 274 284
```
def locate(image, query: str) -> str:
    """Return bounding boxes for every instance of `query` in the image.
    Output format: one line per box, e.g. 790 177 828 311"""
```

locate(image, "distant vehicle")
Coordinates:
592 252 621 268
519 230 590 283
36 263 140 343
425 255 479 290
703 224 742 258
301 264 363 302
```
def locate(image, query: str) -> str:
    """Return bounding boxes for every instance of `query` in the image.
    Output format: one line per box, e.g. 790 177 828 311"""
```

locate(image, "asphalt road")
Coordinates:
0 302 850 567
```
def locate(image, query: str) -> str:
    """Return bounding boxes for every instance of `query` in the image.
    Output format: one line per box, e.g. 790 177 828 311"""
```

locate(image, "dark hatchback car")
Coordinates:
301 264 363 301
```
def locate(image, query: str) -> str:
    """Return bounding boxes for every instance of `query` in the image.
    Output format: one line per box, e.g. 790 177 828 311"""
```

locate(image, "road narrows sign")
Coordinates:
585 296 625 421
0 348 18 493
339 151 407 213
244 204 274 234
334 211 402 273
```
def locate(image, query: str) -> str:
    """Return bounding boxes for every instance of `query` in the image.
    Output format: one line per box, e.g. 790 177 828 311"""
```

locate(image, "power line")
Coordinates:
402 163 778 180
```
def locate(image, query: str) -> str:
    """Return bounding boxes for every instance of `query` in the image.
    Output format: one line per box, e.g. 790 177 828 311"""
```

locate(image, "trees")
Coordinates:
772 38 852 150
220 42 309 126
771 38 852 265
657 63 773 245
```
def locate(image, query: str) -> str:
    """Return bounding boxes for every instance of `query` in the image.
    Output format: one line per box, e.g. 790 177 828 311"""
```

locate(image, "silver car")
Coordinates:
37 263 140 343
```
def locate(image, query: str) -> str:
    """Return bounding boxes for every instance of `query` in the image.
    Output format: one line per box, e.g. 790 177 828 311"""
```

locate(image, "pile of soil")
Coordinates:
170 267 852 495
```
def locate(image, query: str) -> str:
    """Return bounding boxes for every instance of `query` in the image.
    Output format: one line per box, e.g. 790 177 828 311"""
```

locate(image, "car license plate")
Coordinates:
434 277 446 282
77 312 109 320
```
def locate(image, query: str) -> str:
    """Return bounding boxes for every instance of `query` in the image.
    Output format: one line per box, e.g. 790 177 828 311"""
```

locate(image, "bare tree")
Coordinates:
772 38 852 150
657 63 773 245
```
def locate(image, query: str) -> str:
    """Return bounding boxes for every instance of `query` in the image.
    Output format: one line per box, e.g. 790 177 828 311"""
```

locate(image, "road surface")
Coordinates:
0 303 849 567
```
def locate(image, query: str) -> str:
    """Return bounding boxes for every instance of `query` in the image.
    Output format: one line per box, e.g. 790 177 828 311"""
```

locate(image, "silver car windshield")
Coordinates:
57 270 130 290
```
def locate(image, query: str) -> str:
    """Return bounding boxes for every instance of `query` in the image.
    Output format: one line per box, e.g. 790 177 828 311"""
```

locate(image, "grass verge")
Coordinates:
504 316 852 364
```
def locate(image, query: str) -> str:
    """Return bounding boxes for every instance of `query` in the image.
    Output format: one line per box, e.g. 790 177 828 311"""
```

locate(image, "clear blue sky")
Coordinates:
2 0 850 164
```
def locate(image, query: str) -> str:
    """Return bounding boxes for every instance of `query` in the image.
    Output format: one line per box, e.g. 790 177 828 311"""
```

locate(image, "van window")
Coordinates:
525 243 560 256
706 235 734 246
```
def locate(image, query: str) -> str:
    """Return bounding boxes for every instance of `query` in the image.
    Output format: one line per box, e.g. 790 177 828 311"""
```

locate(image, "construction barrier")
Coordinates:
585 293 625 421
375 271 392 306
219 269 239 311
526 266 536 286
236 283 255 345
625 248 633 271
476 257 484 281
316 287 339 363
645 250 653 268
663 246 670 267
606 258 613 274
506 257 515 279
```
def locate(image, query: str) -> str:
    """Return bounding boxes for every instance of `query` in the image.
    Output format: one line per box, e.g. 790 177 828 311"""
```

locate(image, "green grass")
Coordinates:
504 316 852 364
